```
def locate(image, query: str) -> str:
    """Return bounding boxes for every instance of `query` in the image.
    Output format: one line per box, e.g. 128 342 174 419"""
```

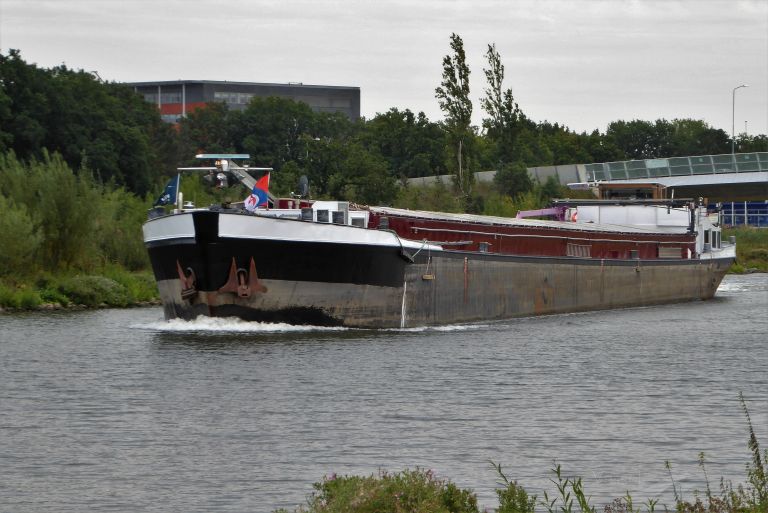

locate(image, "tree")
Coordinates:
736 133 768 153
0 194 42 277
178 101 235 157
327 143 397 205
232 96 317 169
435 33 475 197
493 161 532 198
667 118 729 156
605 119 674 159
0 49 173 195
358 108 448 179
481 43 524 165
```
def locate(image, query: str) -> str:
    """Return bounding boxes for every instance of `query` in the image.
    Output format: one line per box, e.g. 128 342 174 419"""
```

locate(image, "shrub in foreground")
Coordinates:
275 468 478 513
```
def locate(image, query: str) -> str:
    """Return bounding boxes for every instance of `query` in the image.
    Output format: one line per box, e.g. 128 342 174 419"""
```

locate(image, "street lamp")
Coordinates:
732 84 748 154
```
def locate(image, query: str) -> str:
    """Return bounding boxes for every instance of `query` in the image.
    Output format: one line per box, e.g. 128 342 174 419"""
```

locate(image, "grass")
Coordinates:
275 395 767 513
724 227 768 273
0 266 159 310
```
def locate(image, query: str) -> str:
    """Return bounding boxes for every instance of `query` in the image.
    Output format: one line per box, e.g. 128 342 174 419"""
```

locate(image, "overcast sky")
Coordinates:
2 0 767 137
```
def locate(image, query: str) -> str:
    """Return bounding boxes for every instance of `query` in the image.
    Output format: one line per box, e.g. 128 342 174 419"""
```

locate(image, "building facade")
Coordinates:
128 80 361 123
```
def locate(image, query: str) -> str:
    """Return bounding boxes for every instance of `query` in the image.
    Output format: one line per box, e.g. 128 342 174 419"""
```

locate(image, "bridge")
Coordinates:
528 152 768 202
405 152 768 226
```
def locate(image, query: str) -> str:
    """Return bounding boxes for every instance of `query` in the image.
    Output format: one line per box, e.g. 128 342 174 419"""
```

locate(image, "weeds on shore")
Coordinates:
725 227 768 273
0 267 158 309
275 395 767 513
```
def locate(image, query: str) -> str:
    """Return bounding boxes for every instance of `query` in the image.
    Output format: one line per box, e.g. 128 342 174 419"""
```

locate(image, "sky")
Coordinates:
1 0 767 137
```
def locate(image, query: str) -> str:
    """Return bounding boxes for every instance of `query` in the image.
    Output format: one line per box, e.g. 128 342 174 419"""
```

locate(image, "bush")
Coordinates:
0 194 42 277
277 469 479 513
57 275 130 307
38 286 71 306
0 282 16 307
100 266 158 302
0 282 41 309
724 227 768 273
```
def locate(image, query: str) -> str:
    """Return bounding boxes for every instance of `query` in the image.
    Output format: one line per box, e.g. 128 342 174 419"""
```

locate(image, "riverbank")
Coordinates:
726 226 768 273
0 266 160 311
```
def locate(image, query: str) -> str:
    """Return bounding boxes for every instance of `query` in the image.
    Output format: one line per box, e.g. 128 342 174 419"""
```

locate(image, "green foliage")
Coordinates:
0 283 41 309
233 96 318 169
56 275 131 307
0 151 99 270
539 463 596 513
735 134 768 153
724 227 768 273
740 392 767 506
481 191 520 218
0 193 42 277
177 101 235 156
436 33 475 196
0 49 172 195
481 43 527 168
494 161 532 198
605 119 729 160
95 187 151 270
359 108 448 179
37 286 71 306
0 267 158 310
492 462 537 513
279 469 478 513
99 266 158 303
394 181 464 213
327 143 397 205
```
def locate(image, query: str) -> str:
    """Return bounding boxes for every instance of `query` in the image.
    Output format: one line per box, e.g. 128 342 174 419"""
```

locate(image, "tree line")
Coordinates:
3 43 766 208
0 41 765 303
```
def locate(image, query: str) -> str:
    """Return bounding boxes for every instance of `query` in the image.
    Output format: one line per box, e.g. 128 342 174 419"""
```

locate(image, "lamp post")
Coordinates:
732 84 748 154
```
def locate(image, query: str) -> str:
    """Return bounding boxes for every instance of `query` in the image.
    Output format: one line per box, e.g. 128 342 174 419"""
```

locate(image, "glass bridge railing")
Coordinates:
585 152 768 182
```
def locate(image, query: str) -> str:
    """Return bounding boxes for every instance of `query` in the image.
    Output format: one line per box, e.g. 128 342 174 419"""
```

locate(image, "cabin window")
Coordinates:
629 249 639 259
379 217 389 230
566 243 591 257
316 210 329 223
301 208 313 221
658 247 682 259
704 230 710 244
350 217 365 228
479 242 490 253
332 211 346 225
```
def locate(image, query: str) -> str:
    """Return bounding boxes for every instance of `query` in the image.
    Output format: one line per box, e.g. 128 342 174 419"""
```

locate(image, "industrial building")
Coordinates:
128 80 360 123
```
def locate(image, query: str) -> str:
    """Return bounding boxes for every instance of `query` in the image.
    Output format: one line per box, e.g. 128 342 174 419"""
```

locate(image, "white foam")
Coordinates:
386 323 491 333
133 316 348 333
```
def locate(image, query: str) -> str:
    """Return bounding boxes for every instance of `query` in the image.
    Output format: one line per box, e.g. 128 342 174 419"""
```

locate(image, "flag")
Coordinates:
153 174 180 207
244 173 270 211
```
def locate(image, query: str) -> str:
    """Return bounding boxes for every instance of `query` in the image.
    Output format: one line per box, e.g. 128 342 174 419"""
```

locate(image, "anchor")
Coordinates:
176 260 197 300
218 257 268 298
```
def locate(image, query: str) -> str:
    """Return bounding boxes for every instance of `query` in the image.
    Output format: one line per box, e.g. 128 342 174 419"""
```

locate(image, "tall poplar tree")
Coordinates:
481 43 531 197
435 33 474 197
481 43 525 163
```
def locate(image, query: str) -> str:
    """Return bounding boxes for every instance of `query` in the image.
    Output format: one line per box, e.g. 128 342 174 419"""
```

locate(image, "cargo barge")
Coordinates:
143 155 736 328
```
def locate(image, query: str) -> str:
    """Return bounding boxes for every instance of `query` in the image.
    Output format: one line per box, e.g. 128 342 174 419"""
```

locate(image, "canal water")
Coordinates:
1 274 766 512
